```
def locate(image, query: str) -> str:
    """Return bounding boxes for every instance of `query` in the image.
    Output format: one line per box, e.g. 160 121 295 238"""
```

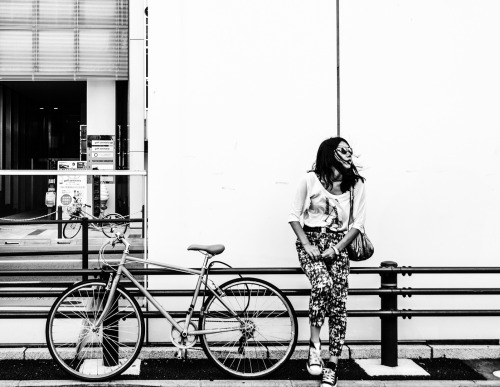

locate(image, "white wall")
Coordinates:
149 0 337 265
341 0 500 340
148 0 337 343
148 0 500 342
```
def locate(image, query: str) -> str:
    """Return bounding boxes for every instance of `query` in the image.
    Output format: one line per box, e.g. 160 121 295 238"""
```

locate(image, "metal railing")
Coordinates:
2 259 500 367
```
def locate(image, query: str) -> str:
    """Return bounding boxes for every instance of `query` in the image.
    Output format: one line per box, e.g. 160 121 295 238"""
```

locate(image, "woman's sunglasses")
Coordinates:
336 146 353 156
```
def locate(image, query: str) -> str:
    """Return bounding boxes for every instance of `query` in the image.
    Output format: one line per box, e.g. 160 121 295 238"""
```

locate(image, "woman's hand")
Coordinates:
303 243 321 260
321 247 337 261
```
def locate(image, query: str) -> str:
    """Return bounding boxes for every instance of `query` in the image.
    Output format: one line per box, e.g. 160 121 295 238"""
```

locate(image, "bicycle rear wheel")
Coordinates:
46 280 144 381
63 217 81 239
102 213 129 238
199 277 298 378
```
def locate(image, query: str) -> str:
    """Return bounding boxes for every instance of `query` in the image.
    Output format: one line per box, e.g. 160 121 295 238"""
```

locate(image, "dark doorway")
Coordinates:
0 81 86 215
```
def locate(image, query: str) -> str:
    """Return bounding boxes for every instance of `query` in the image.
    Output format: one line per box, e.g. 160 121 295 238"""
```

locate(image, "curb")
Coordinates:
3 345 500 361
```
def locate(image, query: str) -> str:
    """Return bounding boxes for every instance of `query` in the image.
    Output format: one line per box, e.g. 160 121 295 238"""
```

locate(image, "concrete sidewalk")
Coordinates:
0 209 144 247
3 344 500 362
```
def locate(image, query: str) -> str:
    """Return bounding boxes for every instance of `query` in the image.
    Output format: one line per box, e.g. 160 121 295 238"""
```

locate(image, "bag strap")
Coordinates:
348 186 353 232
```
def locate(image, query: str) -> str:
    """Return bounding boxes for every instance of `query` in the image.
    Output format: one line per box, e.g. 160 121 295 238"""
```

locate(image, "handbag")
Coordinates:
347 187 374 261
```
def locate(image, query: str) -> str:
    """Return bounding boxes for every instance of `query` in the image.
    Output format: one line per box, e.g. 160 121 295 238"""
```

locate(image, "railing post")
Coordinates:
57 206 63 239
380 260 398 367
82 217 88 281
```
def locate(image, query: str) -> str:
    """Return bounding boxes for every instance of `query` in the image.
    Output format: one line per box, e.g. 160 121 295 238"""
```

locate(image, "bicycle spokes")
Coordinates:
46 281 144 381
199 278 297 378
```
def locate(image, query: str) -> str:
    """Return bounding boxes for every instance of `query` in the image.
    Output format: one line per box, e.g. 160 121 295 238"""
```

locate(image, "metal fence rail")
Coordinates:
2 263 500 366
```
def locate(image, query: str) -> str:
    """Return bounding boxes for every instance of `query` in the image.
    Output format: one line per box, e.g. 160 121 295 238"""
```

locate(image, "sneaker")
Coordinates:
306 342 323 376
321 362 338 387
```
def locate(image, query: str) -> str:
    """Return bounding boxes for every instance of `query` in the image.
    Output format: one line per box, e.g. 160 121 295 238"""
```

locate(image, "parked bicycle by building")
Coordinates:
46 233 298 381
63 198 128 239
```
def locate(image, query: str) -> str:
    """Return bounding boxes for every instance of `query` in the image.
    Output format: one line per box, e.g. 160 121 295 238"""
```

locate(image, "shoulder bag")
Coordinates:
347 187 374 261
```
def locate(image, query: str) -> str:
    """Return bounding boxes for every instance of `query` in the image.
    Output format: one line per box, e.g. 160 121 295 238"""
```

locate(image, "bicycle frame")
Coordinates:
95 240 244 337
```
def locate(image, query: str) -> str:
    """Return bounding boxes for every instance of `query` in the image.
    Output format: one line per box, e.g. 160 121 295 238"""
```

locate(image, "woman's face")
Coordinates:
334 141 353 170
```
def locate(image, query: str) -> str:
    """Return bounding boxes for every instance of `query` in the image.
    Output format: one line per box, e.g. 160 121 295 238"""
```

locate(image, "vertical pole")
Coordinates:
103 292 119 366
336 0 341 136
380 261 398 367
82 217 88 281
141 204 145 238
57 206 63 238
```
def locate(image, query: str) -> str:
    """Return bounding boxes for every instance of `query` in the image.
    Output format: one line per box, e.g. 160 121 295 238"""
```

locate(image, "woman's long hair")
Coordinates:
311 137 365 193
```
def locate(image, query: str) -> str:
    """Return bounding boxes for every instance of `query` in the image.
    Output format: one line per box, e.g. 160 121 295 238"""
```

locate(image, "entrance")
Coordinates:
0 81 85 216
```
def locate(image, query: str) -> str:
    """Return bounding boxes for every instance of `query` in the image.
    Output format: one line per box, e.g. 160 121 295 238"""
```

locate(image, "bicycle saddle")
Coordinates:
187 244 225 256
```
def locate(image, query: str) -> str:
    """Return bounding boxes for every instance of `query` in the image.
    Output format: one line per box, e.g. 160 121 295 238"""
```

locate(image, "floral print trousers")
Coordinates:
296 231 350 357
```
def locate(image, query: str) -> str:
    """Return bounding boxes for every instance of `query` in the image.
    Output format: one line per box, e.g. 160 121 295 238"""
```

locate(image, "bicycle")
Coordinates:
45 233 298 381
63 199 128 239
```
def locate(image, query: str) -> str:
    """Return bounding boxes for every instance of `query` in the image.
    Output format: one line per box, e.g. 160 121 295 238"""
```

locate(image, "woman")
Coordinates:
288 137 366 387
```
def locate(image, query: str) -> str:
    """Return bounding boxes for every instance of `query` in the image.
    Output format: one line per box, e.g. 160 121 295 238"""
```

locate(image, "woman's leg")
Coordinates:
298 252 335 335
326 241 350 362
297 234 335 375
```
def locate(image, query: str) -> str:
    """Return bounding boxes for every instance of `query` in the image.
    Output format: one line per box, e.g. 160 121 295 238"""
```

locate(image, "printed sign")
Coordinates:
88 135 115 183
56 161 89 219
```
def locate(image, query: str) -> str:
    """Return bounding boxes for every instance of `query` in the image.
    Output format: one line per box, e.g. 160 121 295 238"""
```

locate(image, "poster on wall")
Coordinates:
56 161 89 219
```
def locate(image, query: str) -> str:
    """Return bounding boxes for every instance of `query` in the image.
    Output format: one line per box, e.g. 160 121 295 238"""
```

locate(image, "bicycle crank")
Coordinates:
170 319 197 350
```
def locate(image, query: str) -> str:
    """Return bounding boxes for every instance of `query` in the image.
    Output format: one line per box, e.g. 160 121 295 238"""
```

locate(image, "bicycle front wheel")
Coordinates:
102 213 129 238
199 277 298 378
46 280 144 381
63 217 81 239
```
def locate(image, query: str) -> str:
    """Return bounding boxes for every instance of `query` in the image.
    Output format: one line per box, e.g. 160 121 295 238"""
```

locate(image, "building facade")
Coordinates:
0 0 146 217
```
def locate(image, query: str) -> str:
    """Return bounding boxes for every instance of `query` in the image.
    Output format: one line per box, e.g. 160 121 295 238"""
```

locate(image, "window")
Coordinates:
0 0 128 80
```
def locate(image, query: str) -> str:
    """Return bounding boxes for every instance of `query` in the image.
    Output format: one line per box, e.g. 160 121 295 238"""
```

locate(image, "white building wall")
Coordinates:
148 0 500 342
341 0 500 341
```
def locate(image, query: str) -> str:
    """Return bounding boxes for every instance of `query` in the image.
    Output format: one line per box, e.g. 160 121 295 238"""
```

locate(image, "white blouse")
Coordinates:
288 172 366 232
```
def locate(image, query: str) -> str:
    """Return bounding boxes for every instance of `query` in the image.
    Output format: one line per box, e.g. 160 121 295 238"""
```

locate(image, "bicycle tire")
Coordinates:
46 280 144 381
102 213 129 238
63 217 82 239
199 277 298 378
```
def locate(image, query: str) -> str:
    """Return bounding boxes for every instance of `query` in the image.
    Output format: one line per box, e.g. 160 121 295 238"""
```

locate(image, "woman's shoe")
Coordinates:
321 362 338 387
306 342 323 376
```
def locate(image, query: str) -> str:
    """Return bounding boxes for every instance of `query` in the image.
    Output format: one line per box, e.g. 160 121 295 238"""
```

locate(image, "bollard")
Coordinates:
380 261 398 367
57 206 63 238
82 217 88 281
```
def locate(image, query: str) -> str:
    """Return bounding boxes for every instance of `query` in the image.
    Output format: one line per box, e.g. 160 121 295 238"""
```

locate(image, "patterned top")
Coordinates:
288 172 366 232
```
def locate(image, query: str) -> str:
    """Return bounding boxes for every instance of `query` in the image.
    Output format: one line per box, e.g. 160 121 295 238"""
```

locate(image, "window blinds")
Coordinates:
0 0 128 80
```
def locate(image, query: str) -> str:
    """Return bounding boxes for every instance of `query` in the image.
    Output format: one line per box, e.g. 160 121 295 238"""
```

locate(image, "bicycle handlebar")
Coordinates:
99 232 130 266
112 232 130 249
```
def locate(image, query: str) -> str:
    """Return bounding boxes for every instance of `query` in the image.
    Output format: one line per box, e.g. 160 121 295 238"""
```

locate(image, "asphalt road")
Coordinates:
0 358 488 381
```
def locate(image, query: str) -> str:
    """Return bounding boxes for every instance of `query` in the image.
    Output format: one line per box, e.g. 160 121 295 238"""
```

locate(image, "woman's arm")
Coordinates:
321 228 360 259
289 221 321 259
322 181 366 259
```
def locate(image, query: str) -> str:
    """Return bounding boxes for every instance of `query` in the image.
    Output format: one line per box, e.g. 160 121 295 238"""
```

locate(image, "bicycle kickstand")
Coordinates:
174 348 188 360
